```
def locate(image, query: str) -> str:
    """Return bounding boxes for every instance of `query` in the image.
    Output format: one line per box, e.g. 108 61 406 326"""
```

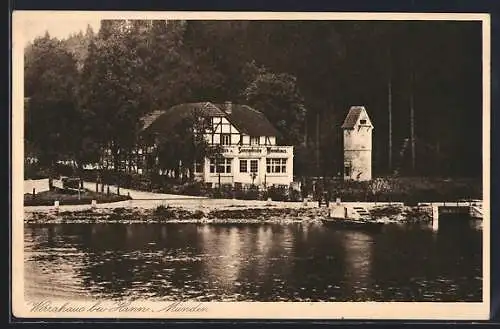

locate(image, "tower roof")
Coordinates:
341 106 373 129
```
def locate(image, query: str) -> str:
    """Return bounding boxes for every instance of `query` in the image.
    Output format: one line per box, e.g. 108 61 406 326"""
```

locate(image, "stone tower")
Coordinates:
341 106 373 181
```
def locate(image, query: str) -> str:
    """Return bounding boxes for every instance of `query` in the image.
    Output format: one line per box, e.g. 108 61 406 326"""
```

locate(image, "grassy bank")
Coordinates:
323 177 482 203
24 203 432 225
24 187 131 206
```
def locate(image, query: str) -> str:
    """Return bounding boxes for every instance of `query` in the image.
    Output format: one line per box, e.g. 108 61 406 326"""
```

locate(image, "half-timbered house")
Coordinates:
135 101 294 188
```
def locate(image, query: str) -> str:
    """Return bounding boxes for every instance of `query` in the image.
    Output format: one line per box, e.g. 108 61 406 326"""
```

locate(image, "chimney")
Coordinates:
224 101 233 115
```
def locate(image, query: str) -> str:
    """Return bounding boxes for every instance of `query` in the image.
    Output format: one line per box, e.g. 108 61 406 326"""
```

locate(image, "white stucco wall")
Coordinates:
24 178 50 194
343 119 373 181
202 146 294 188
344 150 372 181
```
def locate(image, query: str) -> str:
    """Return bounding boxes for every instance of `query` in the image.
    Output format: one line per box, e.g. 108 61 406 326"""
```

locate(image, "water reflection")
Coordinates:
25 226 93 301
341 231 374 300
24 220 482 302
199 226 243 295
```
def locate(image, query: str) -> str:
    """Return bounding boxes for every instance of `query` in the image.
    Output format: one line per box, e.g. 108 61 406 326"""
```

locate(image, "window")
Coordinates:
221 134 231 145
360 119 367 125
239 160 248 173
344 164 351 176
250 136 260 145
210 158 232 173
194 161 203 173
266 158 287 173
250 160 258 173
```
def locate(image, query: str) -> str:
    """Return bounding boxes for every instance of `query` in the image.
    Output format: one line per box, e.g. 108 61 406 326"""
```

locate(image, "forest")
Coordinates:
24 19 483 179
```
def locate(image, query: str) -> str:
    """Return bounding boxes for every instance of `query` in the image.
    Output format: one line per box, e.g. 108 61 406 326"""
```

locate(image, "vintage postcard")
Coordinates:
12 11 490 320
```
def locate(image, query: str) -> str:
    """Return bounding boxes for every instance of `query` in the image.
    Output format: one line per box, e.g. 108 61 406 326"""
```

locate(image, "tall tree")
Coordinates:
146 20 191 109
182 21 254 101
24 32 81 169
242 70 307 146
79 20 148 173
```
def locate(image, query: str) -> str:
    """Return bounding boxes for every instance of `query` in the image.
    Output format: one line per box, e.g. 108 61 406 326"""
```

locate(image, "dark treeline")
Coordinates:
24 20 482 178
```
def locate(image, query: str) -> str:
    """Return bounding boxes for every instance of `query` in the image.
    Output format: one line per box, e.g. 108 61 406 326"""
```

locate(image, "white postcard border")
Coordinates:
11 10 491 320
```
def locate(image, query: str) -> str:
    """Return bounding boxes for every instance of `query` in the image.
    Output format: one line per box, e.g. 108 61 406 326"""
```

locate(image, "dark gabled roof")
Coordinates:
341 106 372 129
215 104 279 137
141 110 166 130
140 102 225 132
141 102 279 137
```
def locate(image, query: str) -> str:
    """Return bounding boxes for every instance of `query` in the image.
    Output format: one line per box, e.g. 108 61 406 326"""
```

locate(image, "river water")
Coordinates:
24 217 482 302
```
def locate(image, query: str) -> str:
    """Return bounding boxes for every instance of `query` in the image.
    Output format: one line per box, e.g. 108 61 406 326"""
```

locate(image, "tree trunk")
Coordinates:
315 112 320 177
436 142 441 176
99 164 104 193
78 163 84 189
409 27 416 174
127 148 132 173
112 145 120 174
388 68 393 174
49 160 55 190
304 115 308 147
410 71 416 173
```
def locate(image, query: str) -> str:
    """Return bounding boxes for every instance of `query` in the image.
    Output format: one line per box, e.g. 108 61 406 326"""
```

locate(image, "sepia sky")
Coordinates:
20 16 101 44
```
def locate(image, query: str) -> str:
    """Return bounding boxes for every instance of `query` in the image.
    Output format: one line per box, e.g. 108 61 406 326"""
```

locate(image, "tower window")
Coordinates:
360 119 367 125
344 165 351 177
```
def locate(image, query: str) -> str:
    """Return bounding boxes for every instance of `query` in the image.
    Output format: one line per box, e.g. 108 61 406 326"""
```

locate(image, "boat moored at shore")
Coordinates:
321 204 385 232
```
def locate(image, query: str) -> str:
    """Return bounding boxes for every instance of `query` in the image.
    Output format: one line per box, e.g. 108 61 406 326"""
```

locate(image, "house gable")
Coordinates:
206 116 241 145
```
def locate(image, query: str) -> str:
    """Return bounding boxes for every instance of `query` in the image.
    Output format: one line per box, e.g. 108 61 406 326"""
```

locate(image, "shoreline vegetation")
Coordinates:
24 174 482 204
23 175 481 225
76 171 483 202
24 187 131 206
24 203 433 225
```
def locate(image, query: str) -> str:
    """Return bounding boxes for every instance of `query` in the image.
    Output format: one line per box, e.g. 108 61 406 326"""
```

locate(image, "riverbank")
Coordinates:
24 203 432 225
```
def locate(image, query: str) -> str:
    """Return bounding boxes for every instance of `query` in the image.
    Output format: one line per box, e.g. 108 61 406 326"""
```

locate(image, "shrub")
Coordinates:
192 210 205 219
53 163 76 177
234 186 260 200
153 204 172 217
177 181 207 196
210 185 234 199
267 185 290 201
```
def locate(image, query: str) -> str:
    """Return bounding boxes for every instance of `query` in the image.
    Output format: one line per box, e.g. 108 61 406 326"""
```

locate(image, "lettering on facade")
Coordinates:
239 147 262 153
267 147 287 154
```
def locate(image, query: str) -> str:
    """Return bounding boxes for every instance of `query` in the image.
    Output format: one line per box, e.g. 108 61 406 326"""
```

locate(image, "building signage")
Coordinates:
267 147 288 154
239 147 262 153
